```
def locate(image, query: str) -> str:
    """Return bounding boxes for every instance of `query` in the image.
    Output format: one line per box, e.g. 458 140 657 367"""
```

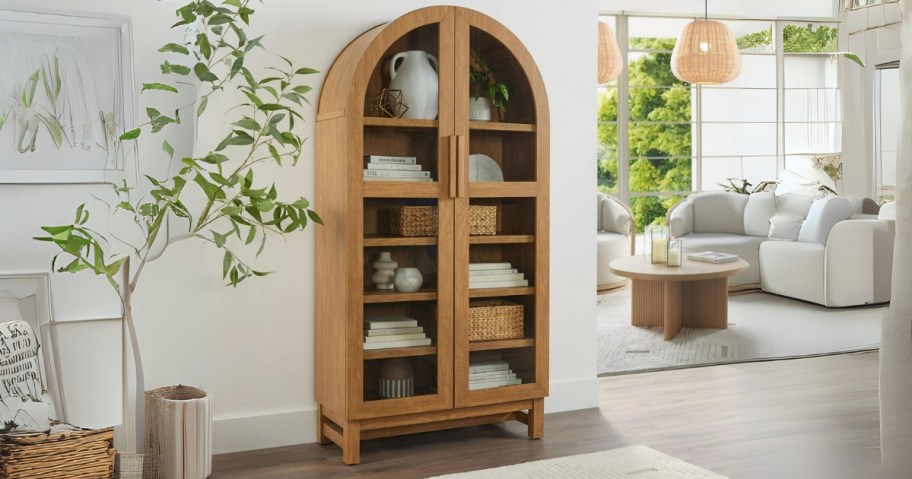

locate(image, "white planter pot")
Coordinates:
469 97 492 121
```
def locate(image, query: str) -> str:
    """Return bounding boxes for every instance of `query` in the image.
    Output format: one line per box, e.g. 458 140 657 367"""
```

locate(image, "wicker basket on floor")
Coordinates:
0 426 115 479
468 300 524 341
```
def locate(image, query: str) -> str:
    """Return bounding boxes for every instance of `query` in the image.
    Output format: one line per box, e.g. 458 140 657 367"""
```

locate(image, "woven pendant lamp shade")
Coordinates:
671 20 741 85
598 21 622 84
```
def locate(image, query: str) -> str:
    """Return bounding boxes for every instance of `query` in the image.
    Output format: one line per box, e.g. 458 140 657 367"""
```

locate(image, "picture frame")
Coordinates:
0 273 65 431
0 10 136 185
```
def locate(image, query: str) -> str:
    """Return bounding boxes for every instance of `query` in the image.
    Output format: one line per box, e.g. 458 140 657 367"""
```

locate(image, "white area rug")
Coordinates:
598 288 883 375
428 445 725 478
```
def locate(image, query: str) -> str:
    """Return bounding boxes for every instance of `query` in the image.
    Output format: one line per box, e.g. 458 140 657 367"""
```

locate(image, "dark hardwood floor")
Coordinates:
212 352 881 478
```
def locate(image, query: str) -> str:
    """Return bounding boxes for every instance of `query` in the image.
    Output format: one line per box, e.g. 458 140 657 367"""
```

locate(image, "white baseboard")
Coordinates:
214 377 599 454
213 409 316 454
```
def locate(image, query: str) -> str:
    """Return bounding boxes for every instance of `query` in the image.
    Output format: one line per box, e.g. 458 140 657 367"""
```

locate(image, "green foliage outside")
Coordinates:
598 24 838 232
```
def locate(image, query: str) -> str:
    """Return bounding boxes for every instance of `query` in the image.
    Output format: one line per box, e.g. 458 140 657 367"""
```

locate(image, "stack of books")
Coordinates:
363 155 432 182
468 360 522 390
364 316 432 350
468 262 529 289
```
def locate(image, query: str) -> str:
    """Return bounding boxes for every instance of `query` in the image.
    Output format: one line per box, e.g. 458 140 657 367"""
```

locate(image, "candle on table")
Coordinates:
651 238 668 264
667 244 681 266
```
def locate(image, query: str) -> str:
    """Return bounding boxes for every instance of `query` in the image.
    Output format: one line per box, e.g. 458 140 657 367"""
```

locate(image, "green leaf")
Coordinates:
242 91 263 107
258 103 285 111
212 230 228 248
222 251 232 279
161 60 191 75
307 209 323 225
268 144 281 165
291 198 310 209
197 97 209 117
196 33 213 60
142 83 179 94
209 13 232 25
35 114 64 148
292 85 312 95
159 43 190 55
146 107 161 120
841 52 864 67
230 22 247 46
294 67 319 75
228 130 254 146
194 172 220 201
232 117 261 131
119 128 141 141
245 225 256 245
245 35 263 52
223 0 243 7
162 140 174 158
105 257 128 276
194 63 218 82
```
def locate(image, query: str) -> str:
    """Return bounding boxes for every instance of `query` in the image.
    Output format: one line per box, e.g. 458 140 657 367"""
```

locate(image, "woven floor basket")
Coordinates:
390 205 496 236
468 300 524 341
0 426 115 479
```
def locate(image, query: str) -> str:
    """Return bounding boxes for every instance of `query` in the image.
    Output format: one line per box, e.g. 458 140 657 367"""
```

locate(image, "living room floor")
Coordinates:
211 352 880 479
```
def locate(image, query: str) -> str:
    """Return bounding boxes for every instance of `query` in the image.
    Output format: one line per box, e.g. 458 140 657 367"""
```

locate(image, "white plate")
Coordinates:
469 154 504 182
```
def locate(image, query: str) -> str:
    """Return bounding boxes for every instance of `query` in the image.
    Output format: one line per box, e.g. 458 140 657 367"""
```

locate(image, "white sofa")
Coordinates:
668 191 894 307
597 193 635 291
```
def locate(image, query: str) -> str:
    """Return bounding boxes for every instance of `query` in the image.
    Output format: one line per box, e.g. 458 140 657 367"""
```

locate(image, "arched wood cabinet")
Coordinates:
315 6 549 464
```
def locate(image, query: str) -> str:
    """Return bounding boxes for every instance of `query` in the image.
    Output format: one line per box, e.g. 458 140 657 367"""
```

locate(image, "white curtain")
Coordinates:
880 0 912 472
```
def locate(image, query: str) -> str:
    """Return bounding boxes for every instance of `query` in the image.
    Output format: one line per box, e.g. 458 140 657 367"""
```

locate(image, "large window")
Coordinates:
598 15 841 230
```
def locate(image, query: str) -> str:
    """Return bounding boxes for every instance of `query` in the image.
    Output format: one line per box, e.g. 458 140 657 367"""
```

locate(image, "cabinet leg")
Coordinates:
316 405 330 445
527 398 544 439
342 420 361 465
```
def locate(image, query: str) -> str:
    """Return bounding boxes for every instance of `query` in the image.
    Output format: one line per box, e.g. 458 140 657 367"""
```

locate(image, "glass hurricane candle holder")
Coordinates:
645 225 669 264
667 239 683 267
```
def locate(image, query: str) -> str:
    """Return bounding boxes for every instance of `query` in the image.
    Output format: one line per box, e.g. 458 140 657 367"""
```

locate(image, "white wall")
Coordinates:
0 0 599 453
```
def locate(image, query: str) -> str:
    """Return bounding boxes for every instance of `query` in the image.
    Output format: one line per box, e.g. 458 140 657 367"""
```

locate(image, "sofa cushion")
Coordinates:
690 192 748 235
678 233 768 286
597 232 631 285
797 196 852 245
775 192 814 218
879 201 896 220
743 191 776 236
600 197 631 235
768 214 804 241
597 193 606 231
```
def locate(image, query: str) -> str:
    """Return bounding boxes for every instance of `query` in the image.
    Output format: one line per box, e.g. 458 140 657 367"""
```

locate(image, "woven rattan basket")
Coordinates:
468 300 524 341
468 205 496 235
0 426 115 479
390 205 496 236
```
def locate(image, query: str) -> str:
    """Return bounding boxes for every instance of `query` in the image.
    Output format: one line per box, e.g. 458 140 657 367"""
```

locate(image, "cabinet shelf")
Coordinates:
363 117 439 129
364 345 438 360
468 338 534 352
469 235 534 245
363 289 438 303
364 181 439 198
469 121 535 132
468 182 538 198
364 235 438 247
468 287 535 298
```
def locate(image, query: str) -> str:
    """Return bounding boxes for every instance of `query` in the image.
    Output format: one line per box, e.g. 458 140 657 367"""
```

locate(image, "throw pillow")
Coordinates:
600 197 631 235
768 213 804 241
797 196 853 245
743 191 776 237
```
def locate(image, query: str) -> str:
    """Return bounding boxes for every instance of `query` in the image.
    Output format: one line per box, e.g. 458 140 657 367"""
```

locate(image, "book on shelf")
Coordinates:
364 326 424 337
363 333 427 343
468 378 523 390
363 176 432 182
469 262 513 271
363 169 431 179
468 279 529 289
364 155 417 164
363 337 432 350
468 360 510 374
469 268 518 276
467 273 525 282
365 316 419 329
366 163 423 171
687 251 739 264
469 371 516 383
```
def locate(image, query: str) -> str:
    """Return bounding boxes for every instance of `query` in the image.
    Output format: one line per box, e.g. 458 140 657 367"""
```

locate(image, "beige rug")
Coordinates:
428 445 726 478
598 288 883 375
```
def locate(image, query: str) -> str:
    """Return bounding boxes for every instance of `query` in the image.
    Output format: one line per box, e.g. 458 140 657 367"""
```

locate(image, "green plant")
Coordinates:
717 178 753 194
470 53 509 114
32 0 320 449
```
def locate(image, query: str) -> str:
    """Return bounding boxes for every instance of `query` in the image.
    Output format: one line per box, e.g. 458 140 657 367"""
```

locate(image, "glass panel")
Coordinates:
726 20 776 53
628 53 686 87
364 355 437 401
469 348 534 390
784 55 838 89
702 88 776 122
784 89 842 122
629 158 692 193
742 156 779 187
702 123 777 156
629 194 687 232
701 156 777 192
628 17 691 50
712 55 776 89
878 68 900 188
784 122 841 154
782 23 839 52
598 85 619 193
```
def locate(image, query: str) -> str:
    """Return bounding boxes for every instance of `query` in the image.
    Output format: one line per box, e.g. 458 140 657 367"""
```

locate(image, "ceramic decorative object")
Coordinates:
388 50 439 120
392 267 423 293
372 252 398 290
645 225 669 264
469 96 492 121
144 386 211 479
379 358 414 398
468 153 504 182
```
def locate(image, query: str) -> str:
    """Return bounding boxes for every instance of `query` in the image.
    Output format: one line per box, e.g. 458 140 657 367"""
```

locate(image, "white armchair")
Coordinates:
597 193 635 291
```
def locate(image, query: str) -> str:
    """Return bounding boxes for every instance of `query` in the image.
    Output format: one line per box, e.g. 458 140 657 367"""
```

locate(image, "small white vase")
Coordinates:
372 252 397 290
469 97 492 122
388 50 439 120
392 267 423 293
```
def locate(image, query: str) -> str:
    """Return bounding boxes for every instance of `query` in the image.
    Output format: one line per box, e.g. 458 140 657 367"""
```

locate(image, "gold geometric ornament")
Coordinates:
374 88 409 118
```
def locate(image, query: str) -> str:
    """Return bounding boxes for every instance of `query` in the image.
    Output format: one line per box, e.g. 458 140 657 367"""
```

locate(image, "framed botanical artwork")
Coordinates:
0 10 136 184
0 273 64 432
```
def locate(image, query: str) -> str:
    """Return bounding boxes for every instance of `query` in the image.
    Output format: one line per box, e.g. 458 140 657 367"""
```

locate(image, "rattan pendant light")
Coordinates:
598 21 622 84
671 0 741 85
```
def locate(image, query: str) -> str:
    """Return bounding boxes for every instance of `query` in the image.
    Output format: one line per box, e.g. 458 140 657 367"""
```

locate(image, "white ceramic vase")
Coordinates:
372 252 397 290
388 50 439 119
469 97 492 121
393 267 423 293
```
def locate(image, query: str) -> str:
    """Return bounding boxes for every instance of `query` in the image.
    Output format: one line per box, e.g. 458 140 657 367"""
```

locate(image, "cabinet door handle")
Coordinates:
448 135 457 199
457 135 467 198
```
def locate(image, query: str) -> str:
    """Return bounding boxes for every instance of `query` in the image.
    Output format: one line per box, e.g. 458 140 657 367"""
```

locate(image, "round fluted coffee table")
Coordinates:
609 255 749 340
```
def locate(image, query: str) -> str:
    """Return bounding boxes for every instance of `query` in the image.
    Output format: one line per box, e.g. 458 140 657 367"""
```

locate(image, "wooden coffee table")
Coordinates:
608 255 749 340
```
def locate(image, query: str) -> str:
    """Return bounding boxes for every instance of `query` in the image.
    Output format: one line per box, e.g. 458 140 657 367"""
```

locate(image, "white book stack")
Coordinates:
468 360 522 390
363 155 433 182
468 262 529 289
363 316 432 350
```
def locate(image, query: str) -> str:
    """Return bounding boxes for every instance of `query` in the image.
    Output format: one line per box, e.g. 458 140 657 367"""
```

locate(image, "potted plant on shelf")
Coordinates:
33 0 320 475
469 53 509 122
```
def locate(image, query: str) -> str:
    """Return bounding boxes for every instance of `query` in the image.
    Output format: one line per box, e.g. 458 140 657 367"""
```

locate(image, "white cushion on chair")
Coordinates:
601 197 631 235
597 232 631 285
743 192 776 236
797 196 853 245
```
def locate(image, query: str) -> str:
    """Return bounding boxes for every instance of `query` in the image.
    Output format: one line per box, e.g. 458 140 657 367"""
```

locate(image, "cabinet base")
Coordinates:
318 398 545 465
